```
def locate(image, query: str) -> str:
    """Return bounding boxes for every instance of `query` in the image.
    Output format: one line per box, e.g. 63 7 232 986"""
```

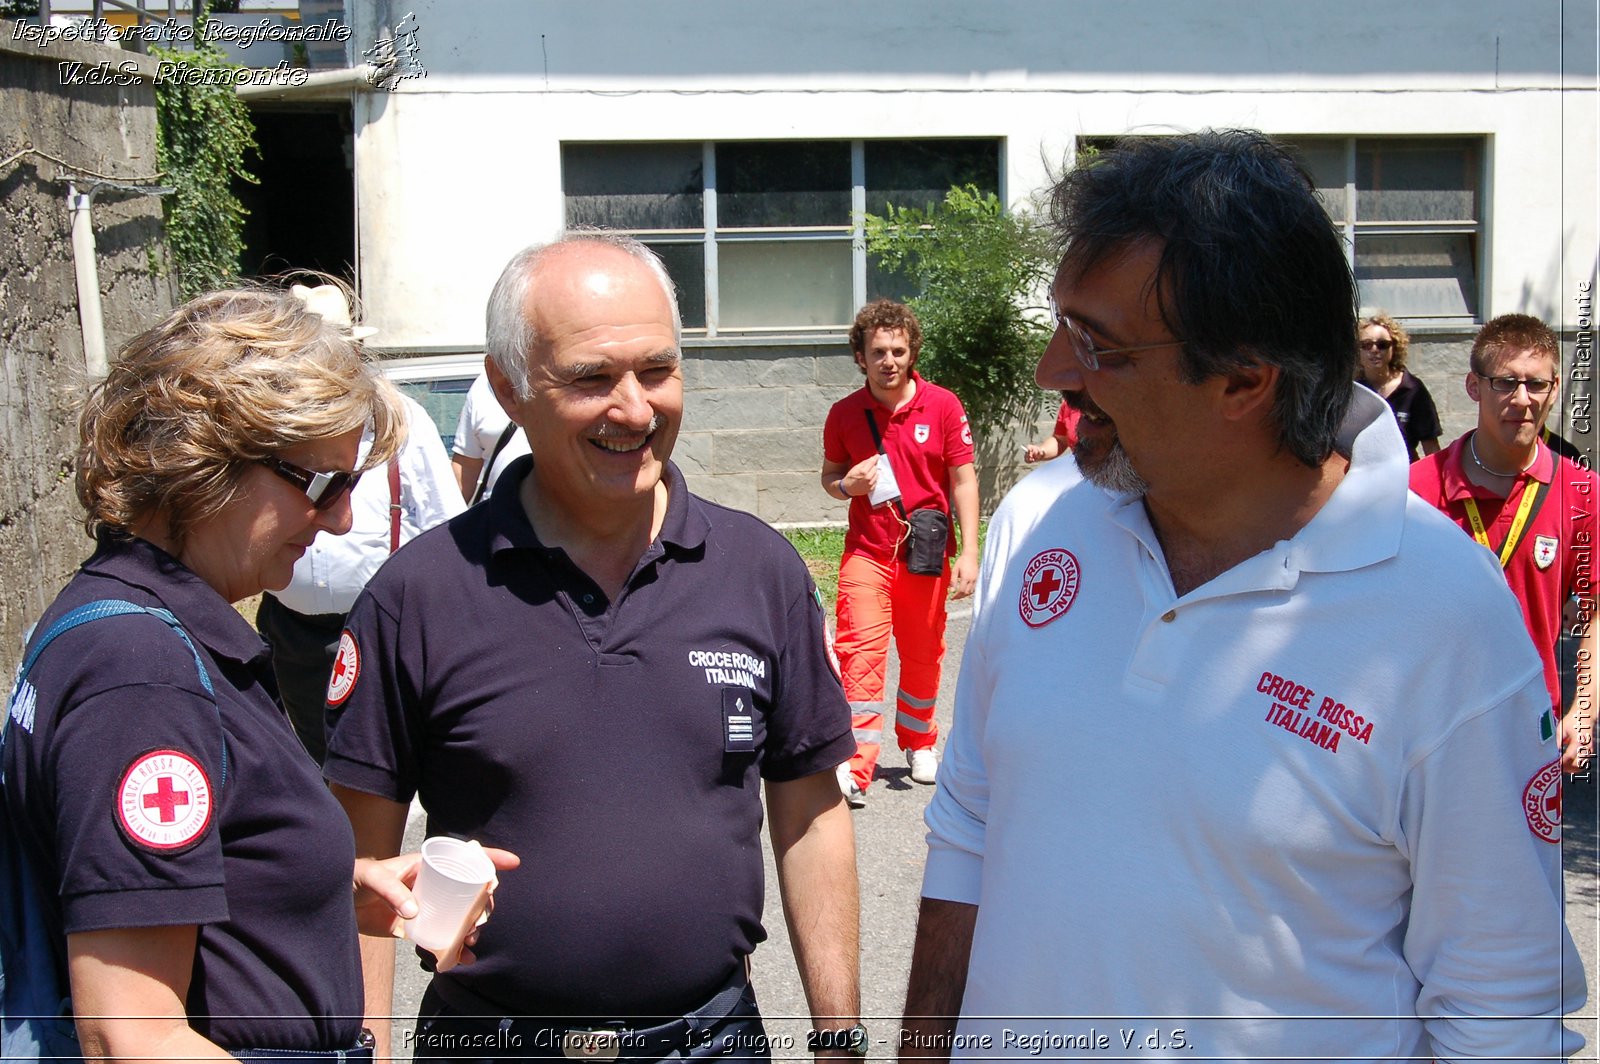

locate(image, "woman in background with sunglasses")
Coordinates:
1357 311 1442 461
3 287 430 1060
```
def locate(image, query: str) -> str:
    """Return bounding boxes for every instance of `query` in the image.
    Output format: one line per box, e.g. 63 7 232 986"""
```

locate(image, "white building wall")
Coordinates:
348 0 1597 349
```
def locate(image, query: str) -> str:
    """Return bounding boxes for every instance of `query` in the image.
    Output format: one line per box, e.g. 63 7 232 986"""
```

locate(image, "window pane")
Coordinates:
645 241 706 330
1355 233 1478 318
564 143 704 229
392 377 473 454
1282 138 1348 224
1356 138 1479 223
864 139 1000 216
716 142 851 227
718 240 853 328
867 252 919 304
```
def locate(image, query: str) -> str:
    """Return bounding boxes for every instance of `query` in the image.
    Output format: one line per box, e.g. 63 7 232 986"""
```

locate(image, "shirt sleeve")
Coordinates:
943 390 975 466
43 623 231 934
322 588 425 802
1398 673 1587 1060
1411 378 1443 443
759 557 854 782
452 374 508 460
920 503 1008 904
822 401 850 466
400 399 467 537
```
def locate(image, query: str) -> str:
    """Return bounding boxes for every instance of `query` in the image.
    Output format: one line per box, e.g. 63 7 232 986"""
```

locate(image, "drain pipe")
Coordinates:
67 179 175 378
67 182 107 377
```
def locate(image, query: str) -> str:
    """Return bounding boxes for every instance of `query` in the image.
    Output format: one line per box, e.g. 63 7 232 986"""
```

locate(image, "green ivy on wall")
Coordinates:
151 44 257 297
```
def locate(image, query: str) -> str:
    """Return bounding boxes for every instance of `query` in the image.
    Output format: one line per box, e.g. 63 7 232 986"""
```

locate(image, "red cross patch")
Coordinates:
116 749 213 852
1018 548 1081 628
327 629 361 706
1522 758 1563 843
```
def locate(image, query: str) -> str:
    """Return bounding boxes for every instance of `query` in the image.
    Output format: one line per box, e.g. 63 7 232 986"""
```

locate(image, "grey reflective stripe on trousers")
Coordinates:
896 688 936 732
847 701 883 745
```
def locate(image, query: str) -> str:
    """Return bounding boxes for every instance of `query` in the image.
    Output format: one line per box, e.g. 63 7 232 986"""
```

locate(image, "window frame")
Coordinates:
562 138 1003 338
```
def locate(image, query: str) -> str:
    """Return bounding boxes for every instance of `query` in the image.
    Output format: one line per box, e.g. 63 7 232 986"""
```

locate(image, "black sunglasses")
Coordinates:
256 456 362 511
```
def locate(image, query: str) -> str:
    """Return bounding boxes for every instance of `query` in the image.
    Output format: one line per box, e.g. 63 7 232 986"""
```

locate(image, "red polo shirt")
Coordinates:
1052 400 1081 449
1410 433 1598 713
823 372 974 562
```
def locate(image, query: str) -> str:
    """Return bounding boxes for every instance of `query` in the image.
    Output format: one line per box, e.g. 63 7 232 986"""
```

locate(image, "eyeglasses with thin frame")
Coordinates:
1048 295 1186 371
1474 373 1556 398
256 456 362 511
1358 339 1394 352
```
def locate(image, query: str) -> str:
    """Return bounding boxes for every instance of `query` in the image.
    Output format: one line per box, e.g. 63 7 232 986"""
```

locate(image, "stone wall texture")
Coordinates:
1 26 173 678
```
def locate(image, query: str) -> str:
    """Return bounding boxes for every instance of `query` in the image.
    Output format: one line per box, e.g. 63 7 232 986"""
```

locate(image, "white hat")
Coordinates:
290 283 379 341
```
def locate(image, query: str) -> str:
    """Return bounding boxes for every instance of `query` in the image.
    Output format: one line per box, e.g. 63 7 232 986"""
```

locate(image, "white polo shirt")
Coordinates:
924 386 1586 1061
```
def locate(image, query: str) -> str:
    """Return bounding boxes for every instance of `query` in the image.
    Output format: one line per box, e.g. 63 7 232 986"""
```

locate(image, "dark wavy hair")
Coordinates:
1050 129 1358 467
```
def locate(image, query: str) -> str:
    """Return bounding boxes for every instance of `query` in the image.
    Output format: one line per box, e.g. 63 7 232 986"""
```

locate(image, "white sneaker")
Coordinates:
907 747 939 785
837 763 866 808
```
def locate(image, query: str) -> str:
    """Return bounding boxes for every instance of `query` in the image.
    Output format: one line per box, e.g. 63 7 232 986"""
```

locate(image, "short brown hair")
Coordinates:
849 300 923 362
1358 312 1409 373
77 286 405 549
1471 313 1560 376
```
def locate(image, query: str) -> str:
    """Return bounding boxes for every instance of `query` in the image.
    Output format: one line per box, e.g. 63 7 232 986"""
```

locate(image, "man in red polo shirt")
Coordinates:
821 300 979 805
1411 313 1595 772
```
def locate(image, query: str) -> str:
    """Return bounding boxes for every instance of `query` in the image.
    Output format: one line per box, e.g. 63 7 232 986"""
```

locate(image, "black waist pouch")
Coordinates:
904 507 950 575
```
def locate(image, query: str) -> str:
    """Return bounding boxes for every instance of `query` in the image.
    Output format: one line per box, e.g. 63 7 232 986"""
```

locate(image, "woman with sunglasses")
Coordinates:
1 287 468 1061
1357 312 1442 461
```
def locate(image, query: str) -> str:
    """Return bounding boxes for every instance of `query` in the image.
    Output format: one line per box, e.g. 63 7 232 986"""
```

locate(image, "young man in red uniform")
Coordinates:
1410 313 1595 772
821 301 979 804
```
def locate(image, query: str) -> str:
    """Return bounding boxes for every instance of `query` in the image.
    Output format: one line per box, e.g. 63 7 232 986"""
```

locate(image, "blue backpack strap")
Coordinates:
5 599 226 786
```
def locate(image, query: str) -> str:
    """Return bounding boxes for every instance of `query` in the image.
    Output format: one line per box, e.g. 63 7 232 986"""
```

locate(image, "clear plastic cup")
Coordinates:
404 837 496 955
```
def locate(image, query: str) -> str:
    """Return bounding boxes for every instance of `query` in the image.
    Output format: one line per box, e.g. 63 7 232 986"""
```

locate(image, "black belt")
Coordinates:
429 970 751 1061
230 1030 375 1062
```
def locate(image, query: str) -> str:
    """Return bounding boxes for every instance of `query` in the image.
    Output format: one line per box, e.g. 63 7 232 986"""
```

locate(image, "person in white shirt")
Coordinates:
904 130 1586 1062
256 287 465 762
450 370 531 503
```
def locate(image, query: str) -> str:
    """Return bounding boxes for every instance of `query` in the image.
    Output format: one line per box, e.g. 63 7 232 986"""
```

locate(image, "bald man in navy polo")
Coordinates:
325 234 861 1062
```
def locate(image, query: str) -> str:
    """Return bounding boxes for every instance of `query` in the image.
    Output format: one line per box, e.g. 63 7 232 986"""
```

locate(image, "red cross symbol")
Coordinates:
1546 789 1561 819
1030 567 1062 606
142 775 190 824
333 657 350 682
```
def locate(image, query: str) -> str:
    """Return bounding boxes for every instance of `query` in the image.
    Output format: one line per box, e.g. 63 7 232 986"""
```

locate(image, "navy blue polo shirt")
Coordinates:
324 457 853 1018
3 535 363 1051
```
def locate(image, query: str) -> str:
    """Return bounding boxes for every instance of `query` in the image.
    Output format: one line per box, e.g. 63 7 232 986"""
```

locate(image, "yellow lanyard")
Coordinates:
1461 481 1540 568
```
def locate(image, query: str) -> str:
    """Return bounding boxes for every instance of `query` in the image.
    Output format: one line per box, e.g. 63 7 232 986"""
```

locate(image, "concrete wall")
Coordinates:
0 26 173 677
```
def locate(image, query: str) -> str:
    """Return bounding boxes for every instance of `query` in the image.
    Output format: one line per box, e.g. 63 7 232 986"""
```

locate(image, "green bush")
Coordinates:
863 184 1055 444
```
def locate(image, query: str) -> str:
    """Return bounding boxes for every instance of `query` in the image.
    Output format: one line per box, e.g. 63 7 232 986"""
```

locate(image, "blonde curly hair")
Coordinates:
1358 312 1409 374
77 286 406 549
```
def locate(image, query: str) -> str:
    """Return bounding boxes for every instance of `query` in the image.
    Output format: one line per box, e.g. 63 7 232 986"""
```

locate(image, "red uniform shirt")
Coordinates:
1410 433 1598 713
1052 400 1081 449
823 372 974 562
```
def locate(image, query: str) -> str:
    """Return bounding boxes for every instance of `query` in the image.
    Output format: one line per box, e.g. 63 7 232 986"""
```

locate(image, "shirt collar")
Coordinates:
1438 431 1554 502
486 456 708 559
81 534 272 667
868 371 928 417
1106 384 1410 597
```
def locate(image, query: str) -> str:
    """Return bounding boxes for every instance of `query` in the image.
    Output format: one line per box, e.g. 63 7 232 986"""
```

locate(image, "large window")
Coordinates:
1282 136 1483 321
563 139 1000 335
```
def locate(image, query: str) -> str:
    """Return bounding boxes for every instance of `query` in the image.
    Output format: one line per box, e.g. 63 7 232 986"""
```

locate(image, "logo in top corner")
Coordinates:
327 630 361 706
1522 758 1563 843
1018 548 1081 628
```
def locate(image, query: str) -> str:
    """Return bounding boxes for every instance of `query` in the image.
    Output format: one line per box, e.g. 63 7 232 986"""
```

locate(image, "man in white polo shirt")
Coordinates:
904 130 1586 1062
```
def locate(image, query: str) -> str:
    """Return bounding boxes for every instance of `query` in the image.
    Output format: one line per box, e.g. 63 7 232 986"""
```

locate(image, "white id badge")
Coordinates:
869 453 902 507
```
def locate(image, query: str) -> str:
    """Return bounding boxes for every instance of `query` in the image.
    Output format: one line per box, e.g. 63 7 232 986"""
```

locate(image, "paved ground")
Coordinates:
381 604 1599 1060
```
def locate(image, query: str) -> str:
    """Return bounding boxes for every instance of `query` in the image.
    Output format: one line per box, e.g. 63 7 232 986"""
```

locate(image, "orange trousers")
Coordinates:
834 551 949 792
